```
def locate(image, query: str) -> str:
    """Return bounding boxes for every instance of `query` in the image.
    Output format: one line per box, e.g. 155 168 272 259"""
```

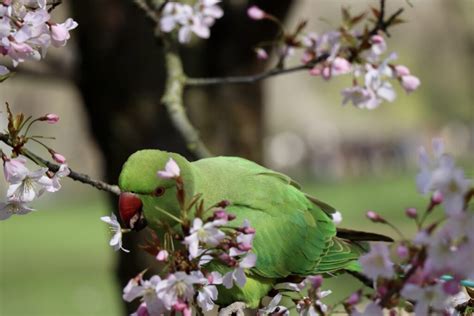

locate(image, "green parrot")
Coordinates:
118 150 390 309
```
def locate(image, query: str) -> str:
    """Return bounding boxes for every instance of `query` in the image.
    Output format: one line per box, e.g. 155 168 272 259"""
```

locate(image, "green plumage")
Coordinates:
119 150 373 308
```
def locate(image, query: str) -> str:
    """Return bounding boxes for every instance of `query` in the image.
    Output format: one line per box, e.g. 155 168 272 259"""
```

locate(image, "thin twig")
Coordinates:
133 0 160 24
162 39 212 158
186 54 329 86
0 133 121 196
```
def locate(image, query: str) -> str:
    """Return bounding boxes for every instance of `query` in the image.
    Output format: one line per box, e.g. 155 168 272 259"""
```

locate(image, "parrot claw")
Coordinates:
218 302 247 316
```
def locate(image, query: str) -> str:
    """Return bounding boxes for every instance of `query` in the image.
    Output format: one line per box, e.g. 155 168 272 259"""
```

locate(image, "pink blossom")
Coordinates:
401 75 420 93
50 18 78 47
3 156 29 184
331 57 351 76
247 6 266 20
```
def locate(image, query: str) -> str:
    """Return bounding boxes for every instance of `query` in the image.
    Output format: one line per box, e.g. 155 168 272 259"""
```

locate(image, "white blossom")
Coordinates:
100 213 129 253
401 283 448 316
183 217 226 258
359 242 395 280
0 200 34 220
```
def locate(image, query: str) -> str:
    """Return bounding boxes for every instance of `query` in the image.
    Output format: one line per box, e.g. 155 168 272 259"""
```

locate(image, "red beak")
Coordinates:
119 192 144 230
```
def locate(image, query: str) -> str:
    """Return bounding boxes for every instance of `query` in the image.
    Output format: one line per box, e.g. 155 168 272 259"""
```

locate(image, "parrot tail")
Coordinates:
336 228 393 242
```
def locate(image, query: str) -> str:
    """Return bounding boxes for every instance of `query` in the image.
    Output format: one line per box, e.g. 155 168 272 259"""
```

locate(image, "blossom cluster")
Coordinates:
1 155 68 220
248 5 421 110
353 139 473 315
1 108 69 220
102 158 257 315
0 0 78 78
159 0 223 44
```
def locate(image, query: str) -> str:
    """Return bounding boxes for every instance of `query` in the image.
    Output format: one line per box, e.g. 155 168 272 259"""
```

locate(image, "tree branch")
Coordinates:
0 133 121 196
186 53 329 87
161 39 212 158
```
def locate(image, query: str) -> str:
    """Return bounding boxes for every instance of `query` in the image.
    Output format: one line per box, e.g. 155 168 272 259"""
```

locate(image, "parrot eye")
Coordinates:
152 186 166 197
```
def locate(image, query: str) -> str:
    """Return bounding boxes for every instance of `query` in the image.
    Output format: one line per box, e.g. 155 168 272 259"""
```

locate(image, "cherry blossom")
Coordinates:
183 217 226 258
157 157 181 179
359 242 395 280
222 252 256 289
50 18 78 47
48 164 70 192
123 275 164 315
416 139 470 216
0 0 78 74
6 166 52 202
401 283 448 315
193 270 222 312
3 156 29 183
159 0 223 44
100 213 129 253
0 199 34 220
258 294 289 316
155 272 201 310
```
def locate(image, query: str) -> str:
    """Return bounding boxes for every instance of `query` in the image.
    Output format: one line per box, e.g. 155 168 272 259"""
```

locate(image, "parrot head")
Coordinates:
118 150 195 231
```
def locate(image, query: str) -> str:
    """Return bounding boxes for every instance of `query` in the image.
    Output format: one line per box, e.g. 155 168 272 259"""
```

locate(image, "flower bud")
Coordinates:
397 245 409 259
40 113 60 124
371 34 385 44
366 210 386 223
431 191 443 205
307 275 323 289
237 243 252 252
401 75 420 93
214 209 229 220
394 65 410 77
156 250 169 262
247 6 266 20
255 48 268 60
51 152 66 164
405 207 417 219
346 291 361 305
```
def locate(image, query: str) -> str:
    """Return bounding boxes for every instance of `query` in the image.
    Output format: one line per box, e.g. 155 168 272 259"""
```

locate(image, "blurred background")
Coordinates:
0 0 472 315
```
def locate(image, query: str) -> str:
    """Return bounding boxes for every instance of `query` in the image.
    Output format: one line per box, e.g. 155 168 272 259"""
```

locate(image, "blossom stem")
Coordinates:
154 205 183 224
185 57 327 86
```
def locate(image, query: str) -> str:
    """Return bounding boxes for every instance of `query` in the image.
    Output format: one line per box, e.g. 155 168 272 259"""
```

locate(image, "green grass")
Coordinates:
0 199 122 316
0 172 434 315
